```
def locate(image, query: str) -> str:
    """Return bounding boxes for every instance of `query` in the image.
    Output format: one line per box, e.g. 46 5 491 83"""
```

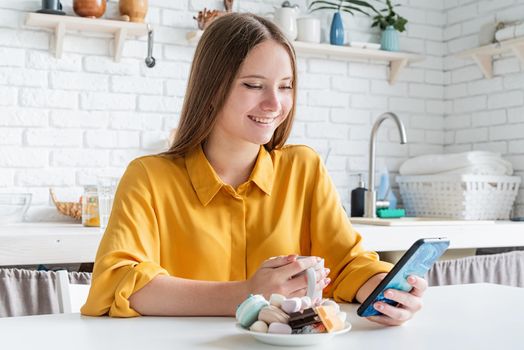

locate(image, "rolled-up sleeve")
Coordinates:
309 157 393 303
81 159 169 317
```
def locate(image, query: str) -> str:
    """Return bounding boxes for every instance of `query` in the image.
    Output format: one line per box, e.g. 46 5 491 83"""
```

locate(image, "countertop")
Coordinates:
1 221 523 265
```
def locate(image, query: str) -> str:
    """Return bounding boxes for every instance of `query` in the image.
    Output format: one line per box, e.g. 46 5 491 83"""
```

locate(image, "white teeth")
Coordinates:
249 116 275 124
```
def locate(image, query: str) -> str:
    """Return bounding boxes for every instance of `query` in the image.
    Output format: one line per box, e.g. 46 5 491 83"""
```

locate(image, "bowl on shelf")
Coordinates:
0 193 32 225
50 189 82 221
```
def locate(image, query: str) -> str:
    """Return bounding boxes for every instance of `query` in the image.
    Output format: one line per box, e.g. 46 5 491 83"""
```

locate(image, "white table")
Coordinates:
0 284 522 350
1 222 524 265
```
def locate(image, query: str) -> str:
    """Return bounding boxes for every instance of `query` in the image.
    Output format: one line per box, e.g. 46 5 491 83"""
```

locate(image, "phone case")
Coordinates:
357 237 450 317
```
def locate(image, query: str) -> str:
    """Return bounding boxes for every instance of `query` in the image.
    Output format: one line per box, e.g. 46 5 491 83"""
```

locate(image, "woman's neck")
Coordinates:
202 136 260 189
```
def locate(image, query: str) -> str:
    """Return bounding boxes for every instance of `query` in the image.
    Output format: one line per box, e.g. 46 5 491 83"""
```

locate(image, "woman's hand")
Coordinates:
246 255 330 300
358 274 427 326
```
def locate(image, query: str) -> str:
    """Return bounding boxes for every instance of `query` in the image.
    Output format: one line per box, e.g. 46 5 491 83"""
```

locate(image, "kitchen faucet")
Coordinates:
364 112 408 218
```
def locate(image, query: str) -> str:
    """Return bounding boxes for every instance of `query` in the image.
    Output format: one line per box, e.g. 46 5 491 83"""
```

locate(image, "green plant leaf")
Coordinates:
308 0 339 9
340 4 370 16
342 0 379 12
309 5 341 12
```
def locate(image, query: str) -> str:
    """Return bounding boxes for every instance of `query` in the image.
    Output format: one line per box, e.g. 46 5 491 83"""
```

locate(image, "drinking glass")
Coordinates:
97 176 119 231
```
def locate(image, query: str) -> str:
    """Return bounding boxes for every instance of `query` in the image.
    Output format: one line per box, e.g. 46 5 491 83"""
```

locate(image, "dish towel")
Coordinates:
399 151 514 176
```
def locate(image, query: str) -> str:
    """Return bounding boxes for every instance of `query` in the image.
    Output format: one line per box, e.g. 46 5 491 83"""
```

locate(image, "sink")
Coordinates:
349 217 496 226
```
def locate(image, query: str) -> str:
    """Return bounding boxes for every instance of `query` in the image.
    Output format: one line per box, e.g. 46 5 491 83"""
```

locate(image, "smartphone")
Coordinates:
357 237 450 317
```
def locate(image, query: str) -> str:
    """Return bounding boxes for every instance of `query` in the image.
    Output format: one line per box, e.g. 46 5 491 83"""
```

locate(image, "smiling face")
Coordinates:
209 39 294 149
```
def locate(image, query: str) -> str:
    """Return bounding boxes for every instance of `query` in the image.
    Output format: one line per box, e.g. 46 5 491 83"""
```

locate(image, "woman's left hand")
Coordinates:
367 275 427 326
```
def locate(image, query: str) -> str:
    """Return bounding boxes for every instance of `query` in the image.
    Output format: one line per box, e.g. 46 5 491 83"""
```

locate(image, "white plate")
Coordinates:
235 322 351 347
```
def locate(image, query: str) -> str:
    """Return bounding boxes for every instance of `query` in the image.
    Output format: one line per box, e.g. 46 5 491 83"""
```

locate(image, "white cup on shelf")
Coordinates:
297 17 321 43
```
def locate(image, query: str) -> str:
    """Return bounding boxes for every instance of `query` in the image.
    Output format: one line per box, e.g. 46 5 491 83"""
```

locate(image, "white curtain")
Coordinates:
0 268 91 318
427 251 524 287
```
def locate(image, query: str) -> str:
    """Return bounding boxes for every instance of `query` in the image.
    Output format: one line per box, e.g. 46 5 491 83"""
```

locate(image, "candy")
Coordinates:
295 322 326 334
236 294 269 328
258 305 290 324
316 305 345 332
288 307 320 329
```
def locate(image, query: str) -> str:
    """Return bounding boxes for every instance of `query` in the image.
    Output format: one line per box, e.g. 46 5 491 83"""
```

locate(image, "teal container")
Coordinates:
380 25 399 51
330 11 344 45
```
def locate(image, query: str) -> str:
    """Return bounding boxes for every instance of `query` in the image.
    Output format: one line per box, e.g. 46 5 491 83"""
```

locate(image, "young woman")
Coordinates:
81 13 425 326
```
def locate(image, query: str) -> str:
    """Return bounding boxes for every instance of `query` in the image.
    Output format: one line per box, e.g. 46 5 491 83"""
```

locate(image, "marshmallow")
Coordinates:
321 299 340 313
269 293 286 307
249 320 268 333
268 322 292 334
281 297 302 314
301 296 312 310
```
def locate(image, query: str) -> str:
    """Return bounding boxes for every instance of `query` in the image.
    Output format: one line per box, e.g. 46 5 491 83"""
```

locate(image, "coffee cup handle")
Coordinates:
305 267 317 300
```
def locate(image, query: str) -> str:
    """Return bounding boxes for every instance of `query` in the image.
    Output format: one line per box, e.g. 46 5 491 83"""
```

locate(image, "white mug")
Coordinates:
296 256 324 301
297 17 321 43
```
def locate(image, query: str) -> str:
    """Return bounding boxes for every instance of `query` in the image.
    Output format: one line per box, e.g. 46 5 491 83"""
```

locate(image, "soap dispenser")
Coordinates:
351 174 366 217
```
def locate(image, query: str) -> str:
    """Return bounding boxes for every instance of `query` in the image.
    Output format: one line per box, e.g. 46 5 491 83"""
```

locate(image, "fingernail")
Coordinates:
408 276 416 283
287 254 297 261
316 256 322 262
385 290 394 298
324 277 331 285
375 303 384 311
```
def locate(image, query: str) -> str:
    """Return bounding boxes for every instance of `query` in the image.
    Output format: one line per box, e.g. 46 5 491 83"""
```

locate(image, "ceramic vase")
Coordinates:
73 0 106 18
381 25 400 51
330 11 344 45
119 0 148 23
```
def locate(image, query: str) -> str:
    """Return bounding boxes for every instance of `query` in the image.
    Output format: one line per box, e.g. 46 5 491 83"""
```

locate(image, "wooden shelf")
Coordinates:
293 41 424 84
456 36 524 79
25 12 148 62
186 30 425 85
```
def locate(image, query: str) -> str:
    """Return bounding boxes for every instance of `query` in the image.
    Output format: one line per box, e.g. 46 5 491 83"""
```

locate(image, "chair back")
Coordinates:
56 270 90 313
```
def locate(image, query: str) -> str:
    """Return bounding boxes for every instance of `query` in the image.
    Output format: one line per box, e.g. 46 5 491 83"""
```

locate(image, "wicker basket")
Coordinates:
396 175 521 220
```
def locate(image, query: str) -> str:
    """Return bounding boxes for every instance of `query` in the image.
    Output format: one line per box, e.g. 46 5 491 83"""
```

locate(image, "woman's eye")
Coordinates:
280 85 293 90
243 83 262 89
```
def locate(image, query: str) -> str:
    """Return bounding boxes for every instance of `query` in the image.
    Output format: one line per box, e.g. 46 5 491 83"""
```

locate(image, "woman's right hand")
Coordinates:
245 255 330 300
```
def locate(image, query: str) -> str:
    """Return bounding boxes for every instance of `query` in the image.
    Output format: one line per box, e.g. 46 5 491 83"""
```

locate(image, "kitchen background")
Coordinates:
0 0 523 221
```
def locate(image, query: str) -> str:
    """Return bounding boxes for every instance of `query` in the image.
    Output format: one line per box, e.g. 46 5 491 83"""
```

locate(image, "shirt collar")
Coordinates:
185 145 274 206
249 146 274 197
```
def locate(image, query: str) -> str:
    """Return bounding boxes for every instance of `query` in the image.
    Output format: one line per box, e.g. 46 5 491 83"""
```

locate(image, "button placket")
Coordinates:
229 194 246 280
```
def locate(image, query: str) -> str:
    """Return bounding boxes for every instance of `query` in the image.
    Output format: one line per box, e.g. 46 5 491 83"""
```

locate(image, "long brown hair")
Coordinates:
163 13 297 158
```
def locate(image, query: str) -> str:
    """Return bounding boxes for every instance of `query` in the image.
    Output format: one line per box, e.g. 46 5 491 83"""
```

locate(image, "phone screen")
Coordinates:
357 238 450 317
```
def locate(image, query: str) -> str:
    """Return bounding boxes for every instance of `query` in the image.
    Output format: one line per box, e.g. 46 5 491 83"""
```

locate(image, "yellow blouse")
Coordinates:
81 144 392 317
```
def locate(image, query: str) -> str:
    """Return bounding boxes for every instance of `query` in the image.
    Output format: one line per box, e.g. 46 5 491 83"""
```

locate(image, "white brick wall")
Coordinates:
2 0 522 219
443 0 524 216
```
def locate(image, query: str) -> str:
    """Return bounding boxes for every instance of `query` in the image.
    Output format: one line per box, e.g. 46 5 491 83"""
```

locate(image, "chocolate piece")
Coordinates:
288 307 320 329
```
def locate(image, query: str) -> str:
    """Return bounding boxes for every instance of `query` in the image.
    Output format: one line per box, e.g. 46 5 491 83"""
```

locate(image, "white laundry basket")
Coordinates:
396 175 521 220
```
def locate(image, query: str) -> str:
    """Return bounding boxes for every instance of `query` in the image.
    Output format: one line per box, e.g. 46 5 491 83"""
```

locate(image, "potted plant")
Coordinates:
370 0 407 51
308 0 377 46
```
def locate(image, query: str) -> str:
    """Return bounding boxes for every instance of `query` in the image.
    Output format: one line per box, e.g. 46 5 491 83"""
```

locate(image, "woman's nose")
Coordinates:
260 89 281 112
